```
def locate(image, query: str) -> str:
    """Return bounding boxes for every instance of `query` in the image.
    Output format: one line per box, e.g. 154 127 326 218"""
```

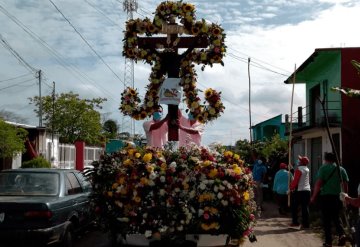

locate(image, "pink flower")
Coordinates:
249 214 255 220
203 213 210 220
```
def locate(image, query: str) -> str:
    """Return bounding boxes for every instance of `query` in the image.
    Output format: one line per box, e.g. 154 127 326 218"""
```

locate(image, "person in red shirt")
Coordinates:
289 155 311 228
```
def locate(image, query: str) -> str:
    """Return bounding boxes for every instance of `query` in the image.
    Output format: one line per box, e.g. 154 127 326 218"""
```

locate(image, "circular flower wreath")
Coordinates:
120 1 226 123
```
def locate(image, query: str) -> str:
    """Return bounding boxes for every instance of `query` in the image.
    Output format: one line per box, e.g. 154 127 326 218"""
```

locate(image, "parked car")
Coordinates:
0 168 93 247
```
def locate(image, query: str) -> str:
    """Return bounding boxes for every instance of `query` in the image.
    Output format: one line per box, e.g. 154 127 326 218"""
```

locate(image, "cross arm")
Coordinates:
137 36 208 49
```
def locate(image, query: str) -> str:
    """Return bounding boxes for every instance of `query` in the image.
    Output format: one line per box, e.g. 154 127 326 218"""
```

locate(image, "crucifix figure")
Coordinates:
138 17 208 141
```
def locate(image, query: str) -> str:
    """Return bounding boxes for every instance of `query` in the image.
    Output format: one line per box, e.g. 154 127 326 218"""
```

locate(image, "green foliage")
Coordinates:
29 91 106 145
102 119 118 139
21 156 51 168
234 134 288 164
0 119 28 159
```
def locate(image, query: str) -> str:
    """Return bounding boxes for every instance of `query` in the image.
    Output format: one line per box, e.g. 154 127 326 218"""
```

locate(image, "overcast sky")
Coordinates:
1 0 359 146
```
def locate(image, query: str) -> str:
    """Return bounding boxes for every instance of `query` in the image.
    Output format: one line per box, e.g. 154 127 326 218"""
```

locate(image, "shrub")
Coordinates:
21 156 51 168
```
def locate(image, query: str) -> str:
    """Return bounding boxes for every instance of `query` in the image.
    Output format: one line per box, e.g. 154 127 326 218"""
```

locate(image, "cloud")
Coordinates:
1 0 360 146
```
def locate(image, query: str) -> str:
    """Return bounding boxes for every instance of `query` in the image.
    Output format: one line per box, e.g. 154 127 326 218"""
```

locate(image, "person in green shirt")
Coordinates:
310 152 349 247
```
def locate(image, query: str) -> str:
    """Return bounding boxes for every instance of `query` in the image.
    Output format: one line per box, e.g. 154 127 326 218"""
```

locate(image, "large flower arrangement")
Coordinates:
120 1 226 123
87 145 256 244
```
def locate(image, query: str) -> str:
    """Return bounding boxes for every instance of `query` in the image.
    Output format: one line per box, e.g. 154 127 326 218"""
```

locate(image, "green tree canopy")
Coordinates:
0 119 28 159
29 92 106 145
102 119 118 140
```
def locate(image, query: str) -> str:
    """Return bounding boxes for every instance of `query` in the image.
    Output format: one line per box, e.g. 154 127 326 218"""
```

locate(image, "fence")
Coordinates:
55 143 102 169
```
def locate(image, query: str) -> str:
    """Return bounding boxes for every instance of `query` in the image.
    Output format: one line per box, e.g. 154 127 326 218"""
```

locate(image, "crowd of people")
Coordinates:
251 151 359 247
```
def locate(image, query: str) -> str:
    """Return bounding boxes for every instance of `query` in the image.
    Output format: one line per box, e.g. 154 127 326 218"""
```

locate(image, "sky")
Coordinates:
1 0 360 146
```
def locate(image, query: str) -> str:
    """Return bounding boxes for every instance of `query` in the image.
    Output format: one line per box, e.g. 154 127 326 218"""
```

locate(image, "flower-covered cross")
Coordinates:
121 1 227 141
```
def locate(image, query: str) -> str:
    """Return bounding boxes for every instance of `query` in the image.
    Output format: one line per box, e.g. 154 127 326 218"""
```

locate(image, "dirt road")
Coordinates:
242 201 323 247
74 201 324 247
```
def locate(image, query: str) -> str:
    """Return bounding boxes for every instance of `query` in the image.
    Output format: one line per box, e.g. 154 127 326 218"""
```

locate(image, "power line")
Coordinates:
48 0 125 87
0 3 120 104
0 78 35 91
0 72 33 83
83 0 120 26
0 34 37 73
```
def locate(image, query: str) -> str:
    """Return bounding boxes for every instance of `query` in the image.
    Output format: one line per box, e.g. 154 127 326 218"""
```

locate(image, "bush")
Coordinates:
21 156 51 168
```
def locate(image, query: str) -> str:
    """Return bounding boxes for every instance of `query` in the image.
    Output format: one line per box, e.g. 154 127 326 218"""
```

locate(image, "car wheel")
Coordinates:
60 226 73 247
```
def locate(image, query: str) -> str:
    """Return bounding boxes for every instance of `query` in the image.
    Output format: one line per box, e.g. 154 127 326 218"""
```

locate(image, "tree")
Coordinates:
102 119 118 139
0 119 28 159
29 92 106 145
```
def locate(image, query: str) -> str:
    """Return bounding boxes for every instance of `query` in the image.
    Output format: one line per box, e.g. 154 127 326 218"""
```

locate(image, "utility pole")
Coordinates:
122 0 137 137
38 70 43 127
52 81 55 164
248 58 252 144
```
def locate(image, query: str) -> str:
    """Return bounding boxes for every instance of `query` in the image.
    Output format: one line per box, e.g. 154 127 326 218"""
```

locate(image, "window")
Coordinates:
65 172 82 195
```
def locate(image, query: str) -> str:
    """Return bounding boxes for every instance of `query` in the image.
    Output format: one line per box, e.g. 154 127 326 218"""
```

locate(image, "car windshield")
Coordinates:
0 172 60 196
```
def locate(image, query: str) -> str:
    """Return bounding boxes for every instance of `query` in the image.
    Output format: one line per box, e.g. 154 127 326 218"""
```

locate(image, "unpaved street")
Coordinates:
74 201 324 247
242 201 323 247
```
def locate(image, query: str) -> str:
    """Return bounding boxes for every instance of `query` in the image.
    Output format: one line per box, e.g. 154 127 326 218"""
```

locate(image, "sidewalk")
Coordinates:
242 201 323 247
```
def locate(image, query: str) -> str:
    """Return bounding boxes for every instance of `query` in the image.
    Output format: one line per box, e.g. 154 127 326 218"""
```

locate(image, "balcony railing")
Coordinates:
285 100 341 133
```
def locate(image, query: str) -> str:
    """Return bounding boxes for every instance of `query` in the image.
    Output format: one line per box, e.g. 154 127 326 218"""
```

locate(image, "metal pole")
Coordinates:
248 57 252 143
38 70 43 127
288 64 296 206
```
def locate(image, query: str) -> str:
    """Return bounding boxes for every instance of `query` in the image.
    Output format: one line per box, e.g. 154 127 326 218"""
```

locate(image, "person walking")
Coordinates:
290 155 311 228
252 151 267 211
342 183 360 247
310 152 349 247
273 163 292 215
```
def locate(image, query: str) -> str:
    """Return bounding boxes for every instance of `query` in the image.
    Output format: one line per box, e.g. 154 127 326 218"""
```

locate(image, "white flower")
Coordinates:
149 172 157 180
221 200 228 206
117 217 129 222
148 180 155 186
160 176 166 183
159 189 166 196
175 188 180 193
143 213 148 218
226 183 233 189
199 183 206 190
189 190 196 198
169 162 177 169
198 209 204 216
177 225 184 231
159 226 168 233
219 185 225 191
217 192 223 199
213 185 219 192
145 230 152 238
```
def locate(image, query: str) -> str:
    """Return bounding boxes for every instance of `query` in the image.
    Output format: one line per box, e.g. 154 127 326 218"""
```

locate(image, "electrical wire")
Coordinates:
0 78 36 91
0 72 33 83
48 0 125 87
0 3 121 104
83 0 121 26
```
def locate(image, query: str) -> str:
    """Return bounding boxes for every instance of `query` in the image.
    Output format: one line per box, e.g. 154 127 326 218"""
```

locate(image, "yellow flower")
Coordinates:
202 160 212 167
160 162 167 171
112 183 119 189
117 177 125 185
107 191 113 197
224 151 233 157
191 101 199 109
140 177 148 185
233 167 242 175
123 159 133 166
134 196 141 203
233 154 240 160
182 3 194 12
201 223 210 231
183 182 189 190
209 207 218 215
135 152 141 158
128 149 135 156
243 191 250 201
146 164 155 173
210 222 220 229
209 107 216 115
143 153 153 163
208 168 218 178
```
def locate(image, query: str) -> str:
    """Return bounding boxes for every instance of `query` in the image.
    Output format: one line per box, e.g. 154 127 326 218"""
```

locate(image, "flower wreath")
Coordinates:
120 1 226 123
